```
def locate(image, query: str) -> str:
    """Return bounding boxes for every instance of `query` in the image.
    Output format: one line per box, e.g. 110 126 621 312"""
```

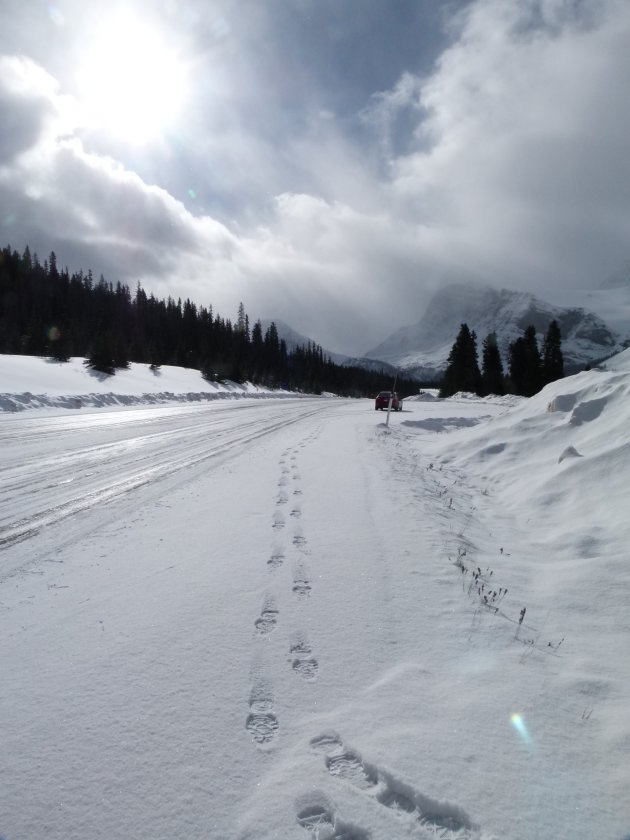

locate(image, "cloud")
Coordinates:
0 56 76 164
0 51 436 355
360 71 425 159
0 55 240 296
236 192 461 354
384 0 630 290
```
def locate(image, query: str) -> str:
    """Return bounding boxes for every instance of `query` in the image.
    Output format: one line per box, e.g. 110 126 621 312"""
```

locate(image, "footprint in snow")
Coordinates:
296 793 369 839
246 700 278 745
292 657 319 681
326 748 377 790
309 733 480 837
293 561 312 597
272 511 285 530
255 596 279 635
268 552 284 569
290 634 319 681
246 682 278 745
293 579 312 597
296 802 334 834
310 732 343 752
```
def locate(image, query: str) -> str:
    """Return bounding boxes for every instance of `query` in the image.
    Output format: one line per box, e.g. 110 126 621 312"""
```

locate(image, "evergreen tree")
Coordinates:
21 245 32 271
440 323 481 397
112 331 130 370
1 241 427 398
249 320 264 382
508 325 541 396
481 332 504 395
236 302 247 335
48 329 72 362
542 319 564 385
263 322 281 384
85 332 117 375
48 250 59 280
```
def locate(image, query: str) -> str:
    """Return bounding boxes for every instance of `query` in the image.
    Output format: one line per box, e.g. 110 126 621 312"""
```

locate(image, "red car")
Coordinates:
375 391 402 411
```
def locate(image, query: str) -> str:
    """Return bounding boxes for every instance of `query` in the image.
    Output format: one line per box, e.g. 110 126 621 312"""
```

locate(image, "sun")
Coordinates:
78 10 187 144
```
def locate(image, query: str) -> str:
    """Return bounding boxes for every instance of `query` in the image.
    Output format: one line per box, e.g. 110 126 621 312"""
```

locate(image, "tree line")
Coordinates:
0 244 419 397
439 321 564 398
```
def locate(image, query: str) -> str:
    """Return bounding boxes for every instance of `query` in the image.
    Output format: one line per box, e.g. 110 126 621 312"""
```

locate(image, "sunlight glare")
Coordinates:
79 10 186 143
510 713 532 745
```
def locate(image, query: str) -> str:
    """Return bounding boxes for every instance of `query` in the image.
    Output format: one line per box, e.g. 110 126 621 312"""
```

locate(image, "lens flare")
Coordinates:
510 713 532 744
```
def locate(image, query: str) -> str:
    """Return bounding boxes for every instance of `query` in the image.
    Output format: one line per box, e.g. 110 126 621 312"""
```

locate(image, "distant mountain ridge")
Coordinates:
365 285 625 381
260 319 398 376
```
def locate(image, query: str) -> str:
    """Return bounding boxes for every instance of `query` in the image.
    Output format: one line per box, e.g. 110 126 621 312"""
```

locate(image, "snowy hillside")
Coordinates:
0 355 298 413
366 284 627 380
1 351 629 839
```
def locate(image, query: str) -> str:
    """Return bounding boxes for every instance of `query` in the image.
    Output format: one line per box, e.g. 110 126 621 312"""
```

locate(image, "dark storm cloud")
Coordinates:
0 56 74 164
0 84 49 164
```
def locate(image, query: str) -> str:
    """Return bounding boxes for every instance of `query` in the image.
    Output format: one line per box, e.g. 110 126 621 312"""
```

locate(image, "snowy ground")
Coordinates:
0 356 296 413
1 355 629 840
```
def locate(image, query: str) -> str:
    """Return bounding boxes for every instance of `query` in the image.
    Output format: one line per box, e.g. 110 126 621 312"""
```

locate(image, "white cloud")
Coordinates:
386 0 630 290
0 55 240 296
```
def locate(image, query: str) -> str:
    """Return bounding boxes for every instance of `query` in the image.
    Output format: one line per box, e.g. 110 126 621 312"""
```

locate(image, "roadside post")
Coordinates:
385 374 398 429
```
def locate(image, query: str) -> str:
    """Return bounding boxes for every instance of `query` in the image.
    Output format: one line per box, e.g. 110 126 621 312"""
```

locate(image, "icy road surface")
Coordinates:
0 400 325 565
1 395 627 840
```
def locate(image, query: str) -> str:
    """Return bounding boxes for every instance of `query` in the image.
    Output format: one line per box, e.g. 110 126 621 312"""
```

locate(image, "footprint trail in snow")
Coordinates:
308 733 481 838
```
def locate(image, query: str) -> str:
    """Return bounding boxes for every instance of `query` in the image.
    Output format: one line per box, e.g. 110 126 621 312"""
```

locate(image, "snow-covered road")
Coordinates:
0 400 325 564
1 392 628 840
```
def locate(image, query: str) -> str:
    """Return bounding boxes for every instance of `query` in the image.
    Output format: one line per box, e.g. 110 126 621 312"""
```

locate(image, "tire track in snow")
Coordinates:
0 403 326 554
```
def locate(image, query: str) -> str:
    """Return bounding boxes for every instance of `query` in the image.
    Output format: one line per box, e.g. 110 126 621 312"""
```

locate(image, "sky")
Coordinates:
1 0 629 356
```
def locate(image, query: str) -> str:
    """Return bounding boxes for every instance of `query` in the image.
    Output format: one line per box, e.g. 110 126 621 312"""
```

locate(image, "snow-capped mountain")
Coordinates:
365 284 627 381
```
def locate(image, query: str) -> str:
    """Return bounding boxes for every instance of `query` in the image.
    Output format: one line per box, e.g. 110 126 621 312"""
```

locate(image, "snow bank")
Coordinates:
0 355 299 412
433 364 630 546
600 344 630 371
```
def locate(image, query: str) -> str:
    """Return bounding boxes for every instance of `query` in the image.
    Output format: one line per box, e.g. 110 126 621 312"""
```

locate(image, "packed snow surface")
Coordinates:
1 354 629 840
